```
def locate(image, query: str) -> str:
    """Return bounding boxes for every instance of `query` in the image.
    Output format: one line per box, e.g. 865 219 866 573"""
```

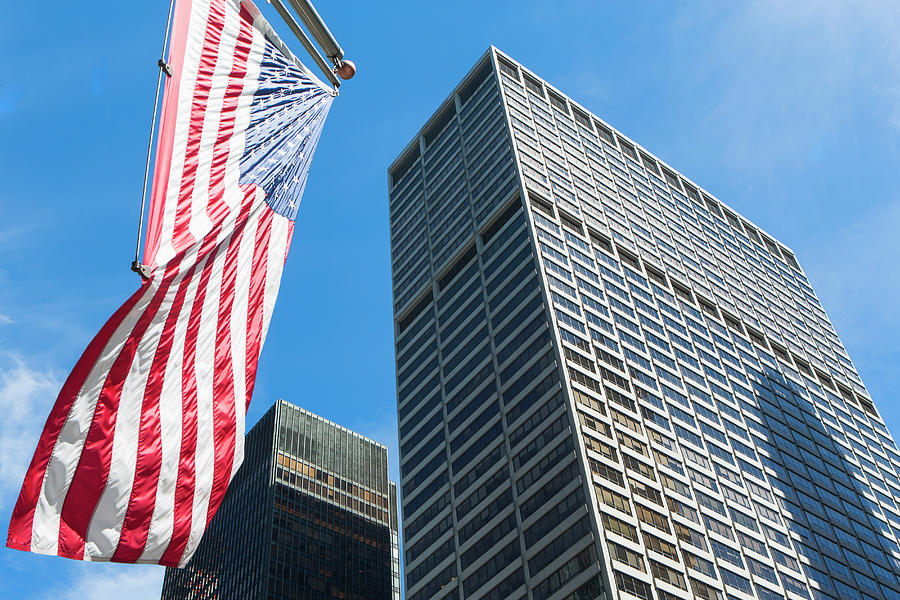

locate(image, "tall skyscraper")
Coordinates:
389 47 900 600
160 400 400 600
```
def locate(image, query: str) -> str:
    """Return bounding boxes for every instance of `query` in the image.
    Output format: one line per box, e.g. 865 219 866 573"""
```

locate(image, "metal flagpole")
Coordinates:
132 0 177 280
268 0 342 88
267 0 356 84
286 0 342 62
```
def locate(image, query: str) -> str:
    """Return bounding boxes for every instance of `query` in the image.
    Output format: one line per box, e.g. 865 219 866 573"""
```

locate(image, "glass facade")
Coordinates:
390 48 900 600
160 400 401 600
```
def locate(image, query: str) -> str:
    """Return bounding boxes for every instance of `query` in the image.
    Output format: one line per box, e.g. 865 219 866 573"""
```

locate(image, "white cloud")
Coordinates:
0 313 12 325
0 352 60 504
38 563 164 600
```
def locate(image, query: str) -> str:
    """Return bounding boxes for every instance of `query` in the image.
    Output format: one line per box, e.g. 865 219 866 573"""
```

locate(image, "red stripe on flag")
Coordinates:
205 189 256 529
205 4 254 227
170 0 228 258
284 221 295 267
200 5 256 529
159 233 221 567
243 199 275 411
6 283 151 553
57 265 181 557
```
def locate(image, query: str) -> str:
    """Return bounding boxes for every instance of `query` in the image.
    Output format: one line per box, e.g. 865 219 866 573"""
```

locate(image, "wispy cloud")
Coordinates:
37 563 163 600
800 198 900 354
678 0 900 173
0 353 163 600
0 216 46 250
0 313 12 325
0 352 60 504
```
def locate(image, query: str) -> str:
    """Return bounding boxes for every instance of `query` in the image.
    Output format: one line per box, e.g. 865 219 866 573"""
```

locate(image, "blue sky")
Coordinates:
1 0 898 597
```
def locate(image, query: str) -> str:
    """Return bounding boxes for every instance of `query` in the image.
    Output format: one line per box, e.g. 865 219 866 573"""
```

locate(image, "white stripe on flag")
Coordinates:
157 0 216 267
228 194 261 478
222 10 265 222
84 270 188 558
188 0 241 243
260 212 291 346
183 205 249 563
224 19 266 480
139 258 203 562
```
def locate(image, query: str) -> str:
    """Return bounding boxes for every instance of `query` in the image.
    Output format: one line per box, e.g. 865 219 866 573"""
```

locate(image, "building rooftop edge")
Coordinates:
492 48 797 261
274 398 389 451
387 47 496 175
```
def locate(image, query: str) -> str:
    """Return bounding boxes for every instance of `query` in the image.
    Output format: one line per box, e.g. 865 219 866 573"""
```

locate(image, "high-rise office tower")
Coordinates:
389 48 900 600
160 400 400 600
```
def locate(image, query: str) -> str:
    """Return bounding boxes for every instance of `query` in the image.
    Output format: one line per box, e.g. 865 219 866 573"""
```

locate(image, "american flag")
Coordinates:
7 0 332 566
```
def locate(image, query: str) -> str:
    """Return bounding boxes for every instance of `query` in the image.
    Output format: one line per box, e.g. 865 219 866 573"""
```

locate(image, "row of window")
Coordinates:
499 65 867 402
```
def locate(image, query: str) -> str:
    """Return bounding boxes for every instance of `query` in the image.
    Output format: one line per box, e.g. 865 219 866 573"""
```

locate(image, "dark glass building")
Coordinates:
389 48 900 600
160 400 400 600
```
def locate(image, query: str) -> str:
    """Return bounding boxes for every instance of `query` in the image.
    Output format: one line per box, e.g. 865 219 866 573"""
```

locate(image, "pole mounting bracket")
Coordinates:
158 58 173 78
131 261 152 281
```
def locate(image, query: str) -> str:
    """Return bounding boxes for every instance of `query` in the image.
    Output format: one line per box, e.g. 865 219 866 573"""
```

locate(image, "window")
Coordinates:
602 512 638 542
683 182 702 204
615 571 653 600
498 57 519 80
683 551 717 578
533 546 595 600
660 473 692 500
596 122 615 145
640 151 661 176
703 514 733 540
617 136 638 160
560 211 584 235
650 560 687 590
548 91 568 114
635 503 670 533
674 522 707 550
628 476 662 505
720 568 752 594
529 191 555 217
691 579 724 600
590 457 624 487
644 531 678 560
667 496 699 524
596 484 631 514
711 539 743 568
528 516 591 576
661 167 681 190
573 107 592 129
588 228 614 253
608 540 646 571
524 74 543 97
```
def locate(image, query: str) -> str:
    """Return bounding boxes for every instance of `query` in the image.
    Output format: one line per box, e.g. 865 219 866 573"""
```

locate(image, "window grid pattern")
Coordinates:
161 401 401 600
496 50 900 600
